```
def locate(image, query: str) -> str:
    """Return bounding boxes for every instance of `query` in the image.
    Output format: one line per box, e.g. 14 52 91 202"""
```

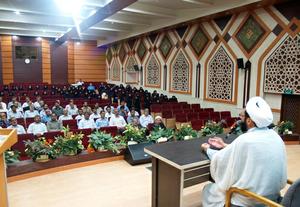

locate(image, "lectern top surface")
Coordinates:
144 134 237 170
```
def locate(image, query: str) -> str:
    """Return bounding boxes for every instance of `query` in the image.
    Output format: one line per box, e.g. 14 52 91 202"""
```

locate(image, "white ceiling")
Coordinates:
0 0 262 46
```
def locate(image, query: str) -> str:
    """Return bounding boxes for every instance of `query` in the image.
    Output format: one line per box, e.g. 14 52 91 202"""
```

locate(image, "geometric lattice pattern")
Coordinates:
170 50 190 93
137 40 147 63
126 56 137 72
146 54 160 87
189 26 209 58
119 44 126 64
159 34 173 60
236 15 266 53
111 59 120 81
264 35 300 94
207 46 234 100
106 48 112 65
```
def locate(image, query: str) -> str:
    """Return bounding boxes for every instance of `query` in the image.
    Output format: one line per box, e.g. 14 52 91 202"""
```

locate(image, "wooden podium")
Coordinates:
0 129 17 207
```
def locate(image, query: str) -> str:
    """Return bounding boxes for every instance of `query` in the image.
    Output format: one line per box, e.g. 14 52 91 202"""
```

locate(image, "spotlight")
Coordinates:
76 41 81 45
55 0 83 16
12 35 18 40
14 11 20 15
36 37 42 41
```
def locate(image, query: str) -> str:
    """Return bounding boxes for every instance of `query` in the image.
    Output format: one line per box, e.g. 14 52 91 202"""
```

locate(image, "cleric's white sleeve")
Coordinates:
206 148 219 160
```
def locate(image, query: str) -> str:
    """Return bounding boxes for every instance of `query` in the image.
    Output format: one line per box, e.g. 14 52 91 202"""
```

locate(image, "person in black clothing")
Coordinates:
0 113 9 128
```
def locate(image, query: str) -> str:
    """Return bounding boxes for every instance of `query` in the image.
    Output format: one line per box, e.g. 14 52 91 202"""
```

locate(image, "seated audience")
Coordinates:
75 109 84 123
105 106 114 119
95 111 109 128
58 109 73 122
87 83 95 91
24 105 39 118
94 103 102 114
81 101 92 114
0 113 10 128
139 108 153 128
40 104 50 117
47 114 63 131
127 107 139 117
65 100 78 115
0 103 8 114
131 117 142 128
90 108 101 120
200 97 287 207
119 105 127 117
22 97 32 111
33 96 43 111
127 108 138 124
8 97 21 110
41 109 52 123
7 105 23 119
7 117 26 134
0 96 7 109
117 101 129 113
52 100 64 117
27 115 48 136
153 116 166 129
78 112 96 129
109 108 126 129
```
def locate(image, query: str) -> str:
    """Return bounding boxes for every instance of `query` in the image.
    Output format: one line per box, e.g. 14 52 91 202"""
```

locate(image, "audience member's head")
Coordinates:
63 109 68 116
25 96 30 102
11 105 17 112
34 115 41 123
100 110 106 118
51 113 57 121
0 113 6 120
114 108 119 116
84 112 90 120
106 106 111 113
45 109 52 116
132 117 139 127
78 109 83 115
130 108 136 117
144 108 150 116
29 105 35 112
55 100 60 107
83 101 88 107
154 116 163 125
9 117 18 126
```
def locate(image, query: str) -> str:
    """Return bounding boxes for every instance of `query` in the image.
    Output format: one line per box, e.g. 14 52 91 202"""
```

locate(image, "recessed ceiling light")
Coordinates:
36 37 42 41
12 35 18 40
14 11 21 15
55 0 83 16
76 41 81 45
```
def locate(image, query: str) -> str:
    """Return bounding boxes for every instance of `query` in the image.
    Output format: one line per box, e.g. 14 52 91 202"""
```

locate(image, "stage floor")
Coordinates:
8 145 300 207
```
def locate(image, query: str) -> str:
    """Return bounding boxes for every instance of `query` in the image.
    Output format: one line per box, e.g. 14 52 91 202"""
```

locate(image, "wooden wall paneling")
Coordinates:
0 39 2 84
74 41 106 82
0 36 13 84
67 41 75 83
42 38 51 83
51 42 68 84
12 36 42 83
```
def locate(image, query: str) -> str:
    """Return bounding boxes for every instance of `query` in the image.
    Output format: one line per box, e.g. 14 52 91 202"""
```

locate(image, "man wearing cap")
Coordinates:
200 97 287 207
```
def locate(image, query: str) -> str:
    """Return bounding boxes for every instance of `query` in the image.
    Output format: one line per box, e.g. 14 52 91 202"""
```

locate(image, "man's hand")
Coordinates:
208 137 227 149
201 143 210 152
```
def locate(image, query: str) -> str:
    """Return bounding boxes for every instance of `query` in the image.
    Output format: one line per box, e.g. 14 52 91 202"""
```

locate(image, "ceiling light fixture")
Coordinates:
12 35 18 40
36 37 42 41
76 41 81 45
14 11 21 15
55 0 84 16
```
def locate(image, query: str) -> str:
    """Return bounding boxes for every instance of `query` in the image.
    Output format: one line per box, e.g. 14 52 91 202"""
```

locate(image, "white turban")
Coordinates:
155 116 162 120
246 96 273 128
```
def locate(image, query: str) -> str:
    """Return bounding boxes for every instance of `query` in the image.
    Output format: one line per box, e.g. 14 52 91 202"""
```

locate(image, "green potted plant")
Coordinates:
53 127 84 156
24 138 57 162
175 125 198 141
5 150 20 164
147 128 174 143
277 121 294 135
88 130 119 154
200 121 224 137
113 135 127 150
123 124 146 144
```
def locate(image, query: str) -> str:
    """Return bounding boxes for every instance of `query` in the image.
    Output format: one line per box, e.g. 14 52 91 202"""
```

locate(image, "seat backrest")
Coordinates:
281 178 300 207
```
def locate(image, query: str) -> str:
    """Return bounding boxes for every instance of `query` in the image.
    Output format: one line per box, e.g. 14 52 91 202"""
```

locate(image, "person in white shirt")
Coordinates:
7 105 23 119
201 97 287 207
0 102 8 114
40 104 50 117
7 117 26 134
90 108 101 120
7 97 21 110
94 103 103 115
33 96 43 111
104 105 114 113
109 108 126 129
105 106 114 119
75 109 84 123
0 96 7 110
78 112 96 130
27 115 48 136
127 107 139 117
58 109 73 122
22 97 32 111
65 100 78 116
139 108 153 128
24 105 39 119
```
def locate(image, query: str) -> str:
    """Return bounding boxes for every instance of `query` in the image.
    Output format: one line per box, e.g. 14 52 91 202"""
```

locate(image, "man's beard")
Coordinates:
240 121 248 132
